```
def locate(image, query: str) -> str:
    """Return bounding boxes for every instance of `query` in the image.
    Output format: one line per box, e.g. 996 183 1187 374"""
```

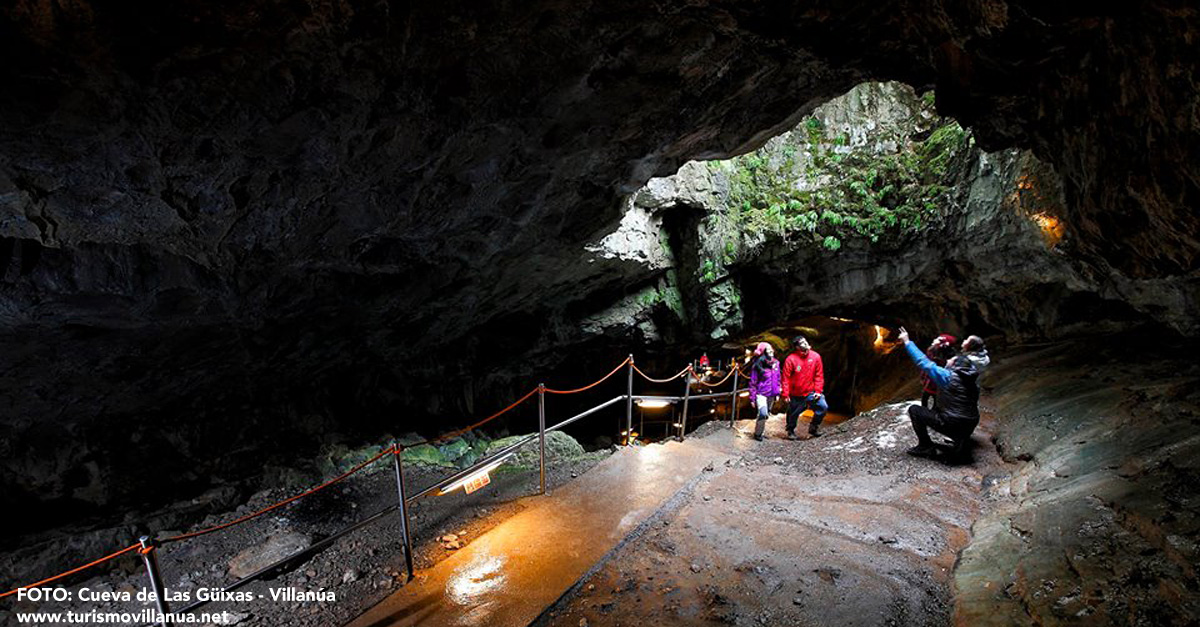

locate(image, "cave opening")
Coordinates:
719 315 913 421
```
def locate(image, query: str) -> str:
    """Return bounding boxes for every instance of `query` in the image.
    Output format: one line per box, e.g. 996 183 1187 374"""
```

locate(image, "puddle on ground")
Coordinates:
446 554 507 606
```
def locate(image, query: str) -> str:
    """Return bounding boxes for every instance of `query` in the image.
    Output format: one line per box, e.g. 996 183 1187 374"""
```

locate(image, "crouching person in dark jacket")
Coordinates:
897 327 980 460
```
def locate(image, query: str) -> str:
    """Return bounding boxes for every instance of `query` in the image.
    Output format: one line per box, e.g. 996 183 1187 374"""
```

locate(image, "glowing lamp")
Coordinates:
738 391 749 398
637 399 670 408
872 325 899 355
439 456 510 495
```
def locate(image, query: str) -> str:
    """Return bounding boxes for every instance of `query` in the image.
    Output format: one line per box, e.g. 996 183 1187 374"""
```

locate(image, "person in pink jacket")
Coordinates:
782 335 826 439
748 342 782 441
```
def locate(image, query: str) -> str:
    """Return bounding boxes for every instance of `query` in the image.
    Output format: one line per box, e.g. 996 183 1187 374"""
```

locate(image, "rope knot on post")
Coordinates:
138 535 171 625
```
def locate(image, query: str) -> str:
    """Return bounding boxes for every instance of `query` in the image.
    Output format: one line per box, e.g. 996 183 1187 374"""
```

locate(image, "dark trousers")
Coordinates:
907 404 976 447
786 394 828 434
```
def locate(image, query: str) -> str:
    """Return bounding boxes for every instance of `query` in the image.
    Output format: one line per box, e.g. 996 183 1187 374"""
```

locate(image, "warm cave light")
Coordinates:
738 391 749 398
1031 212 1065 247
873 325 900 355
439 456 511 495
636 399 670 408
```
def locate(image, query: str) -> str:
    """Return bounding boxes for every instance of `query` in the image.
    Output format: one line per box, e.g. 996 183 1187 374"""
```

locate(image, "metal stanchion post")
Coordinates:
138 536 170 626
626 355 634 445
730 360 739 428
539 383 547 495
392 441 414 581
679 370 691 440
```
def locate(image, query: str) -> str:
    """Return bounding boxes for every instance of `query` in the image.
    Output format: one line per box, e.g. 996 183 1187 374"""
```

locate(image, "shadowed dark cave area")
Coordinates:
2 2 1200 622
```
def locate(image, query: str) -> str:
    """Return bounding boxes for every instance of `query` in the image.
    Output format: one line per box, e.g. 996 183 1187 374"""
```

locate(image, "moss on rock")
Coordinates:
485 431 587 469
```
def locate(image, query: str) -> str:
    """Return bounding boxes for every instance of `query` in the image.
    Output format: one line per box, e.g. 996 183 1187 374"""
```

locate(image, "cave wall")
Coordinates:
955 335 1200 625
1 2 1199 540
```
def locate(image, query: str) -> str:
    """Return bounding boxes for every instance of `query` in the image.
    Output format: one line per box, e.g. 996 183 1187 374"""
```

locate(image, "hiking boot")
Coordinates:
807 429 821 439
906 444 937 458
753 434 765 442
786 432 799 441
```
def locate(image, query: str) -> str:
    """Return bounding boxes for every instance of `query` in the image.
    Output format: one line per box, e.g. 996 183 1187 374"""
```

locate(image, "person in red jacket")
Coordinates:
782 335 827 439
921 334 957 409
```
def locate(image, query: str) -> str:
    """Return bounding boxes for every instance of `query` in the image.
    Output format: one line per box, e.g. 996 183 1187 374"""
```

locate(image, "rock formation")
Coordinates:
1 4 1198 609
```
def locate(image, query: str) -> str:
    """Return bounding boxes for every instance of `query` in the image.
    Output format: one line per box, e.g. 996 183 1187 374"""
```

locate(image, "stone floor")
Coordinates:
346 437 736 627
538 404 1007 627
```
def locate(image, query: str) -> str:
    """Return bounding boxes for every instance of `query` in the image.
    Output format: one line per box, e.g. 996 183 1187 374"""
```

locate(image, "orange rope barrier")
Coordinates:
3 354 718 592
691 366 735 387
0 543 140 598
633 363 690 384
163 445 395 543
545 357 631 394
425 386 540 446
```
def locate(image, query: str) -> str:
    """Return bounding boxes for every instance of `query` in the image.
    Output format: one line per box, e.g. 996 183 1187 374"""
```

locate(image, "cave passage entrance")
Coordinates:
707 315 913 431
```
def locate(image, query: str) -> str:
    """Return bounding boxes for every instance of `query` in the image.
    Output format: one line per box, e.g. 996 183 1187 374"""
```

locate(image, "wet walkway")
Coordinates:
540 403 1006 627
345 435 738 627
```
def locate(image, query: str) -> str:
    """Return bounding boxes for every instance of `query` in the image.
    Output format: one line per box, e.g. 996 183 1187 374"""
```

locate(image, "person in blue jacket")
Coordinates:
897 327 981 459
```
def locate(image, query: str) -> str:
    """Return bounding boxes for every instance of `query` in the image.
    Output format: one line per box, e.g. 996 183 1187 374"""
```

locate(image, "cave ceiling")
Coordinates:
0 1 1197 440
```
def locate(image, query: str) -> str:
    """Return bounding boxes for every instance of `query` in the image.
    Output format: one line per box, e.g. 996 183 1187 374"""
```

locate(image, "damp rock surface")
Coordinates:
1 0 1199 583
539 401 1005 627
955 336 1200 625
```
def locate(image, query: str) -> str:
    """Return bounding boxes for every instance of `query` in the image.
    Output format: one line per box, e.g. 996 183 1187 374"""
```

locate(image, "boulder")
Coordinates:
456 449 480 469
396 433 427 448
401 444 451 468
227 532 311 579
486 431 586 468
438 438 470 463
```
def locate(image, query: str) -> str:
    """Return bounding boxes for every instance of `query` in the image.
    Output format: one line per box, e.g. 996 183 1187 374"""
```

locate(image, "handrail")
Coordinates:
545 395 626 434
633 390 745 402
408 395 626 502
2 355 738 617
685 389 746 401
